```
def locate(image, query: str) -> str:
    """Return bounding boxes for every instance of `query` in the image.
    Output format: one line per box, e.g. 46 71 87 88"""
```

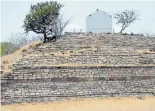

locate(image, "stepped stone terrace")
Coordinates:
1 33 155 104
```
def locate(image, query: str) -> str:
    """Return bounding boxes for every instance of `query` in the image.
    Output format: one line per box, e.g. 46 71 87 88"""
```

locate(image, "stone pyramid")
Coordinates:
1 33 155 104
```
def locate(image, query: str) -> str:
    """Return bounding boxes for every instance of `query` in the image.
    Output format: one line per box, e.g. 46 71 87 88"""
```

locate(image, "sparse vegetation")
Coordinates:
0 42 17 56
53 15 71 37
0 41 41 74
23 1 63 42
114 10 140 33
0 33 40 56
0 42 8 56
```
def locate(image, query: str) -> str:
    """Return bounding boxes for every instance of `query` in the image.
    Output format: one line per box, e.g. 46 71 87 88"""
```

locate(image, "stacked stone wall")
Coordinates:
1 33 155 105
1 66 155 104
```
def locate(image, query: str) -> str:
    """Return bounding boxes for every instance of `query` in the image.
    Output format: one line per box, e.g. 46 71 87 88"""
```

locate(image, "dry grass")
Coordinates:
136 49 154 54
33 63 155 67
0 42 97 74
34 63 109 67
1 96 155 111
1 41 155 74
0 41 41 74
24 45 97 58
53 46 97 57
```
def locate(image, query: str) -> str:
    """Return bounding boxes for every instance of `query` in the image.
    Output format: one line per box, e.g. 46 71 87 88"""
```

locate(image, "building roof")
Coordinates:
87 9 111 18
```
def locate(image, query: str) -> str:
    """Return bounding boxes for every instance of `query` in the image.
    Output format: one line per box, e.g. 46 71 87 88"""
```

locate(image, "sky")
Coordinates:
1 0 155 42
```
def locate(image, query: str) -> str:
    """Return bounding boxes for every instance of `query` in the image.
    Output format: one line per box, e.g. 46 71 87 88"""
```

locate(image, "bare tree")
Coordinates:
114 10 140 33
30 35 43 42
4 33 28 54
50 15 71 37
37 35 44 41
9 33 21 46
9 33 30 46
7 32 43 54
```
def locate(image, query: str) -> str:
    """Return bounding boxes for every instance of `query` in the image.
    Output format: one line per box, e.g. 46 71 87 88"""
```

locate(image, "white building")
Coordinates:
86 9 112 33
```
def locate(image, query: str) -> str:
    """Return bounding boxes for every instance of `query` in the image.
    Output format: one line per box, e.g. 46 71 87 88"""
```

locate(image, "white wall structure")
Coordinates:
86 9 112 33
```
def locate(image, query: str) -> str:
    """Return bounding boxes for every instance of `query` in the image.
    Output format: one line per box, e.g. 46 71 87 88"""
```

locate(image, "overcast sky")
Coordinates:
1 0 155 42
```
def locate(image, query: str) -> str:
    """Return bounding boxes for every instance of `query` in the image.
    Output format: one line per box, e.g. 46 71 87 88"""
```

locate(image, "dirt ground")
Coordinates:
1 96 155 111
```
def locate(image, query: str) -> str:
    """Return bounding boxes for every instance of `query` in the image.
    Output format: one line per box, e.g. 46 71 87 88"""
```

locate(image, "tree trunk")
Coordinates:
120 23 128 33
120 29 123 33
120 26 125 33
43 18 47 43
43 33 47 43
120 28 125 33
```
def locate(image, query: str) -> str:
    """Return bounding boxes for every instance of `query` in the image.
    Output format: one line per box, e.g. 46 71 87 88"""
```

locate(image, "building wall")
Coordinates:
86 11 112 33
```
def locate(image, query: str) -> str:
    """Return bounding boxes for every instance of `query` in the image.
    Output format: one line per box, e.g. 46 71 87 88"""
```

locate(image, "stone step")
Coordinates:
1 80 155 104
1 66 155 81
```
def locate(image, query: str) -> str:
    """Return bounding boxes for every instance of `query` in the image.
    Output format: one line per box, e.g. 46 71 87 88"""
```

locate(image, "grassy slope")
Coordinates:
1 41 41 74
